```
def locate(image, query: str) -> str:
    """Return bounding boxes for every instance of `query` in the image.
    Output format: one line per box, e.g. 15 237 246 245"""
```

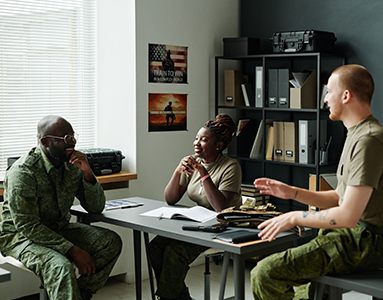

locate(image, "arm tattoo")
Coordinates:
302 210 337 225
302 211 316 218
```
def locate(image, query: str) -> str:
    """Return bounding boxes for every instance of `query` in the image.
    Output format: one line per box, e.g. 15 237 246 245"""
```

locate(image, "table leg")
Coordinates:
133 230 142 300
233 254 245 300
144 232 156 300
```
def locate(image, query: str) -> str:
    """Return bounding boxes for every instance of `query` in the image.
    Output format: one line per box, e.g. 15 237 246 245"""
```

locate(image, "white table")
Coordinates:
71 197 311 300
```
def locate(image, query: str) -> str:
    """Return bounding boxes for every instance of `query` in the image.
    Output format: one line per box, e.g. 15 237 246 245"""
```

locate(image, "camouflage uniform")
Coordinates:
251 226 383 300
0 146 122 300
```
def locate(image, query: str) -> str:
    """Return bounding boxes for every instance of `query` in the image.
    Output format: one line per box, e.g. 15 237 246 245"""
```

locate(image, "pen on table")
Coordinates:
158 213 164 220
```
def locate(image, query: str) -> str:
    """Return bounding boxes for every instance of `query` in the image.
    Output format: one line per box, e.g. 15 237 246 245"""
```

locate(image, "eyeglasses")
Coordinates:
43 133 78 144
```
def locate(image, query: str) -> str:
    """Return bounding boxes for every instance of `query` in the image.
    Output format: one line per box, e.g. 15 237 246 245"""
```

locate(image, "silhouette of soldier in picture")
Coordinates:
164 101 176 126
162 50 175 83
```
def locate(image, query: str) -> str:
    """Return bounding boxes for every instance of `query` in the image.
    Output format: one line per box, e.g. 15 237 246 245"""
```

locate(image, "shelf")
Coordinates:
218 105 322 113
216 52 344 60
231 154 338 168
215 52 345 203
0 171 138 197
96 171 137 184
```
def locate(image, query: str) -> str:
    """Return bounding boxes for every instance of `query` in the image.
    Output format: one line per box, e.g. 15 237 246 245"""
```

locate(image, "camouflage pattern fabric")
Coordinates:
0 145 122 299
251 225 383 300
148 235 208 299
0 146 106 256
17 223 122 299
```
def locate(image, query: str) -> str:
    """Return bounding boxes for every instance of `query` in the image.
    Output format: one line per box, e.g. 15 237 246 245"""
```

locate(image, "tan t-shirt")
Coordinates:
179 154 242 211
337 115 383 226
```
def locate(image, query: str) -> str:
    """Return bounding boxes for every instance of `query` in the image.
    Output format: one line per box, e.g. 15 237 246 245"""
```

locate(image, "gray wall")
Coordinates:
240 0 383 117
134 0 240 205
95 0 240 283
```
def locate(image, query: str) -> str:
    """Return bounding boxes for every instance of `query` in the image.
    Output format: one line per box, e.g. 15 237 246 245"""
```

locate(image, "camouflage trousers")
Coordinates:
148 235 208 299
9 223 122 300
251 225 383 300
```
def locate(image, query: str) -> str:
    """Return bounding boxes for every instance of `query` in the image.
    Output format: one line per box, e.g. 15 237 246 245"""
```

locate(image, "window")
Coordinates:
0 0 95 177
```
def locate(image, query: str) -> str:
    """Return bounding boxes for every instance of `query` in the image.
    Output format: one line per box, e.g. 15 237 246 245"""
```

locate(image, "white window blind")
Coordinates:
0 0 95 177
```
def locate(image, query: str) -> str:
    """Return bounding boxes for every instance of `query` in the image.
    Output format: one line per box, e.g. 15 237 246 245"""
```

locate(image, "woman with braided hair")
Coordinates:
148 114 242 300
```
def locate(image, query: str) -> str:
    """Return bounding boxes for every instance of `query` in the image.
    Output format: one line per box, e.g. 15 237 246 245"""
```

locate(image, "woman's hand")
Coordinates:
178 156 197 176
253 177 296 200
258 211 298 242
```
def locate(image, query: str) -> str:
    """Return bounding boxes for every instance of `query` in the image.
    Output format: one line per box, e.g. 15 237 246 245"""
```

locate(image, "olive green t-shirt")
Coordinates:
337 115 383 226
179 154 242 211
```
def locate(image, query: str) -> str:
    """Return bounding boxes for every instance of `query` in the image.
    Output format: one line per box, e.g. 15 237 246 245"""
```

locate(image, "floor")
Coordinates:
16 259 372 300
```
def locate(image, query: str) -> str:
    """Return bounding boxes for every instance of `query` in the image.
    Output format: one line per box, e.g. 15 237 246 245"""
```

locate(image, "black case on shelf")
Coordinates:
223 37 260 56
79 148 125 176
271 30 337 53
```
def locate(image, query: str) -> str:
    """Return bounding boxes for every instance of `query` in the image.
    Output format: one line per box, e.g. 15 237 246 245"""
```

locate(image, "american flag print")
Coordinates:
148 44 188 84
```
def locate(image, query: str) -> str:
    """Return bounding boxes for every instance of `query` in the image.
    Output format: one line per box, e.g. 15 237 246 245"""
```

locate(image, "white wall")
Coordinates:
96 0 239 282
96 0 136 176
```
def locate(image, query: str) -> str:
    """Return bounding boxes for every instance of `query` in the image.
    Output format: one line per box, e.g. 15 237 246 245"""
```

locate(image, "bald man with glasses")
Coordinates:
0 115 122 300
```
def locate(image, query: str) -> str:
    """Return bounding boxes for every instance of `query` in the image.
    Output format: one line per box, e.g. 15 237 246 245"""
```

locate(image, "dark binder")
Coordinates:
268 69 278 108
213 229 261 243
278 69 290 109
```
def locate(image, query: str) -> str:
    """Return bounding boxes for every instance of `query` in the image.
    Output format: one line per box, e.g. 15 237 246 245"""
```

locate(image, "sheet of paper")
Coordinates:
140 206 217 223
104 199 143 211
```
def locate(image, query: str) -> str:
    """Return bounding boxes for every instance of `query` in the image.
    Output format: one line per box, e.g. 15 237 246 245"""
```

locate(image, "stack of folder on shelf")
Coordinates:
225 68 264 108
273 121 299 163
269 120 328 164
267 68 290 108
247 119 327 165
249 119 273 160
241 184 270 205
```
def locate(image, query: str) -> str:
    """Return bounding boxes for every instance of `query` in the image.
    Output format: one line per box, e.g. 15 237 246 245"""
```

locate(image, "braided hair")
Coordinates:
203 114 237 151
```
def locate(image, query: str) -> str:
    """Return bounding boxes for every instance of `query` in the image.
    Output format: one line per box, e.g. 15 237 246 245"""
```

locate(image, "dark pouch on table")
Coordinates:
213 229 260 243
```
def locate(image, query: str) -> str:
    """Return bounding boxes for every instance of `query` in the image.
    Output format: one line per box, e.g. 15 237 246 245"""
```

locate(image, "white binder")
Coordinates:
299 120 327 164
255 66 263 107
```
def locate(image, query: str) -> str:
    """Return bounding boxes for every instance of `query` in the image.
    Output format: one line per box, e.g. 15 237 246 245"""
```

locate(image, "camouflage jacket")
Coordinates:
0 145 105 257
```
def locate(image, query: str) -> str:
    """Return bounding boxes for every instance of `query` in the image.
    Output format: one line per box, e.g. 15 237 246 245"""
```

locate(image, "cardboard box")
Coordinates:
308 173 337 211
284 122 298 163
223 37 260 56
224 70 246 106
290 70 317 109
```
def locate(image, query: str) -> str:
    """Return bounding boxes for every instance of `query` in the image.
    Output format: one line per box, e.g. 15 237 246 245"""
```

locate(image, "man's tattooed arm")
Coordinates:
302 210 337 225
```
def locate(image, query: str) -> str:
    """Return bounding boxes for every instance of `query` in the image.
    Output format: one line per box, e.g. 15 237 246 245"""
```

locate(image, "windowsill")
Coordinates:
0 171 138 197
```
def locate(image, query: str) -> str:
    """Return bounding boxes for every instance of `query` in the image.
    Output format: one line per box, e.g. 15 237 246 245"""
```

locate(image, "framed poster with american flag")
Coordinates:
148 44 188 84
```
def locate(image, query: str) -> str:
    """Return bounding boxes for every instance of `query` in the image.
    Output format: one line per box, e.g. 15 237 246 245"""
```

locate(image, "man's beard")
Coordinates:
48 144 69 163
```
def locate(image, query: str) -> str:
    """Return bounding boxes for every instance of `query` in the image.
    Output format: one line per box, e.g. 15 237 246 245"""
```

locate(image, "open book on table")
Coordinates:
140 206 217 223
104 199 143 211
